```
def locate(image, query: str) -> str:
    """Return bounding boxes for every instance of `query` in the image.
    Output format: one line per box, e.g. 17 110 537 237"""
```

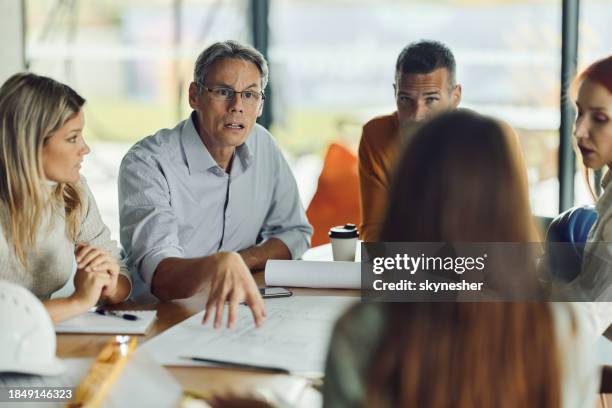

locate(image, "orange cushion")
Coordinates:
306 143 361 246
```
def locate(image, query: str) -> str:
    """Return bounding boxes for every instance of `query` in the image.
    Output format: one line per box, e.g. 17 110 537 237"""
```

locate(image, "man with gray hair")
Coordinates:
119 40 312 328
359 40 462 241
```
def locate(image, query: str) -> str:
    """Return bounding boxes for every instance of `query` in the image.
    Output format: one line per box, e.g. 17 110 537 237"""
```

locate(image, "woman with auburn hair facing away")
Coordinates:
323 111 598 408
0 72 131 323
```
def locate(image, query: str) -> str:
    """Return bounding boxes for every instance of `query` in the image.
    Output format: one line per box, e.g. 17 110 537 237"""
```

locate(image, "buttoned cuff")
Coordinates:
269 230 311 260
118 267 133 301
140 248 184 289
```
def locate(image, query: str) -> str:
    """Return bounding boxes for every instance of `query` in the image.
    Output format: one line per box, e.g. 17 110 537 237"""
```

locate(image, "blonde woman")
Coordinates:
0 72 131 323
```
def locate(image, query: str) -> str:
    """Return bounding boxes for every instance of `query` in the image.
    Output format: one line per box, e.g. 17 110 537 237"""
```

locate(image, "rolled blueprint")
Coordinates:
265 260 360 289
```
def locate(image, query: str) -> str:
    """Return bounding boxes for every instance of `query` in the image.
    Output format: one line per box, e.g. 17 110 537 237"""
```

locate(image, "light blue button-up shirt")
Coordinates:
119 112 313 287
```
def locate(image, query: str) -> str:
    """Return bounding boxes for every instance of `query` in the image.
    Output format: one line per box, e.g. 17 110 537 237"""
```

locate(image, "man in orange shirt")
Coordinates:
359 40 462 241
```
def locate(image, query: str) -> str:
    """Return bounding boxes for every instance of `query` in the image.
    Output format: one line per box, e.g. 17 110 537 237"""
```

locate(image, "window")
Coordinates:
269 0 563 216
574 0 612 207
25 0 249 238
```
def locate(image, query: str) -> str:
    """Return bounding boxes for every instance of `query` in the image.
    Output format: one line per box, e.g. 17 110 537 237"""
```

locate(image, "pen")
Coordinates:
180 356 290 374
94 308 139 321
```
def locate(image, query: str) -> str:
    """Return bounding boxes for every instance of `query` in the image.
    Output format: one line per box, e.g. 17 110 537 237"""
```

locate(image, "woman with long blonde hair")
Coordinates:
324 111 598 408
0 72 131 322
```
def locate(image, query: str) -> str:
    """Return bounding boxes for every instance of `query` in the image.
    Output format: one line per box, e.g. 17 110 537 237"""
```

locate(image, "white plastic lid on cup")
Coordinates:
328 223 359 239
329 224 359 262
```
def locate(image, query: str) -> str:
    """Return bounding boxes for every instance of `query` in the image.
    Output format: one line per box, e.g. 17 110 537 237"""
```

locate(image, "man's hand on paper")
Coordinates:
202 252 266 329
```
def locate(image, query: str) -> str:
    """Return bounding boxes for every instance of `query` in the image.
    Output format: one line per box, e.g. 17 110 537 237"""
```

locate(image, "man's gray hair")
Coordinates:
194 40 269 92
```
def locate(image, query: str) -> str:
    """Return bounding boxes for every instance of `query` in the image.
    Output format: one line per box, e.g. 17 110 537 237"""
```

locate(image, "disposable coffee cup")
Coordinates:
329 223 359 262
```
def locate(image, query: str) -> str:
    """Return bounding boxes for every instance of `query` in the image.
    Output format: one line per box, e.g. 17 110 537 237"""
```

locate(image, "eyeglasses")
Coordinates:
199 83 265 106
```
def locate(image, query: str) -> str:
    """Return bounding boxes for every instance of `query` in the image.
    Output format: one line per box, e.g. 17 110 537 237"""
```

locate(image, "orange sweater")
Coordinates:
358 112 401 241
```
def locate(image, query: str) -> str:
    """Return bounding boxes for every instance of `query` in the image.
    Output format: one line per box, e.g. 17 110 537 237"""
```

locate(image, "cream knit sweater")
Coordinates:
0 177 130 300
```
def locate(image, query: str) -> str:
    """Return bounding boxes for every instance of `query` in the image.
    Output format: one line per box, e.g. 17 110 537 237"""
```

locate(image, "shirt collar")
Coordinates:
181 112 218 174
236 137 253 172
602 168 612 189
181 112 254 175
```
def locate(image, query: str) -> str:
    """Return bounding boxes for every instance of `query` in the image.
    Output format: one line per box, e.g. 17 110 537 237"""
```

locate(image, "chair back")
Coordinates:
545 205 597 282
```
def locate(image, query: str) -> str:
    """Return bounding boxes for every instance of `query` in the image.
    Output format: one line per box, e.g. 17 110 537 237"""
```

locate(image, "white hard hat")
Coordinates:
0 280 64 375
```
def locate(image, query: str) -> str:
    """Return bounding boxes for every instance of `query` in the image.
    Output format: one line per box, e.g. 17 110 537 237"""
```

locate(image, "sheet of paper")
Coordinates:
596 336 612 365
54 310 156 334
0 350 182 408
105 349 183 408
265 260 361 289
141 296 357 375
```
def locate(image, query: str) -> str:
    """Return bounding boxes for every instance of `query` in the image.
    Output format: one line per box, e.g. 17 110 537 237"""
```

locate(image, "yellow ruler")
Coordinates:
67 335 137 408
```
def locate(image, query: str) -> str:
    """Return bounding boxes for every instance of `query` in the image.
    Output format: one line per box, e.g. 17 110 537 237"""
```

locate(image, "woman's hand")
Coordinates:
75 244 122 302
71 268 112 310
